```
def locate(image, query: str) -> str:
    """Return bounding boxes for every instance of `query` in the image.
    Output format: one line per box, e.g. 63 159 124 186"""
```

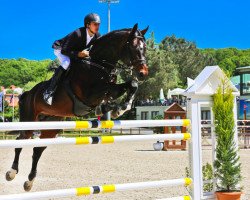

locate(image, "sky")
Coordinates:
0 0 250 60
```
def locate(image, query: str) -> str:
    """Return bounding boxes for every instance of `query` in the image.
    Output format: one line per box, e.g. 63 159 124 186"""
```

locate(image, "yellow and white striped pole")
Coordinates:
0 178 192 200
156 196 191 200
0 119 190 131
0 133 191 148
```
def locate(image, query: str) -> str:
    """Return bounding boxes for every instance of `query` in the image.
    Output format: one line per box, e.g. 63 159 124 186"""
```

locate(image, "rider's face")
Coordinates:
88 22 100 34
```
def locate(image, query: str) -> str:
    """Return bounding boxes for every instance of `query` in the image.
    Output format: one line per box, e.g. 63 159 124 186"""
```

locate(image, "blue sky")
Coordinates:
0 0 249 60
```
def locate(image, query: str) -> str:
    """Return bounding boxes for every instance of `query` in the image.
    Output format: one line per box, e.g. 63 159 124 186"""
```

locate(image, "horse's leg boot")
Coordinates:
43 66 65 105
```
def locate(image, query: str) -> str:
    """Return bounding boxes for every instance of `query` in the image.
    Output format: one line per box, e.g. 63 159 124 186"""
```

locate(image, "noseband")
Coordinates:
125 33 147 68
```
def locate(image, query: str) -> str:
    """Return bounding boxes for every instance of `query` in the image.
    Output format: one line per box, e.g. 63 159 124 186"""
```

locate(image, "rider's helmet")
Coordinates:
84 13 101 27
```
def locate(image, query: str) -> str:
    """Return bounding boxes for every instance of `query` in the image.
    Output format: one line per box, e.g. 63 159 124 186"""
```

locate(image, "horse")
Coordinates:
5 23 149 191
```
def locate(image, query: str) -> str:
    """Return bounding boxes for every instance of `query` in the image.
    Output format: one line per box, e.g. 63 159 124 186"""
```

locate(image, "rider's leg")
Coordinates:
43 50 70 105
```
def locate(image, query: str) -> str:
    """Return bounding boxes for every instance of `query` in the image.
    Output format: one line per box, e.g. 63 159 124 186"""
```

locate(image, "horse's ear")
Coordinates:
132 23 138 34
128 23 138 40
141 26 149 35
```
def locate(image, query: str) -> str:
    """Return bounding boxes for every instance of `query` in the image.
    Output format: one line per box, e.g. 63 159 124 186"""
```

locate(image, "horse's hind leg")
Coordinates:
24 116 62 191
6 130 33 181
23 146 47 191
23 129 59 191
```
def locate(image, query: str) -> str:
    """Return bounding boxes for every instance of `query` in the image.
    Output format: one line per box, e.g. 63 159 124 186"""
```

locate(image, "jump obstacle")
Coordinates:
2 66 237 200
0 119 192 200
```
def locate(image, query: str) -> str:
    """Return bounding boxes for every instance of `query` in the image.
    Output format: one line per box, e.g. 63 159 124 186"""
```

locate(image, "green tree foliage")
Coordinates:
202 48 250 76
1 100 19 121
0 58 52 88
213 82 242 191
161 35 216 85
137 33 180 99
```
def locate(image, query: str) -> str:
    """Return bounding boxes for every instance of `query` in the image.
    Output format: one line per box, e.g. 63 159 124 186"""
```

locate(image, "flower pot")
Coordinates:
215 191 242 200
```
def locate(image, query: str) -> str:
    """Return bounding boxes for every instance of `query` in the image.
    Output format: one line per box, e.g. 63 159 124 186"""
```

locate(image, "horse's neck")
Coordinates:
90 59 116 71
90 32 128 64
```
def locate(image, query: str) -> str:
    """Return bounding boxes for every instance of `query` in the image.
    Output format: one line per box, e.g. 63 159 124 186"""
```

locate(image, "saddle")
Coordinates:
63 79 92 117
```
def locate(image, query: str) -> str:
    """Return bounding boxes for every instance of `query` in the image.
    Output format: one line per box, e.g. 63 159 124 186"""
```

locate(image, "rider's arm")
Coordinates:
61 31 81 59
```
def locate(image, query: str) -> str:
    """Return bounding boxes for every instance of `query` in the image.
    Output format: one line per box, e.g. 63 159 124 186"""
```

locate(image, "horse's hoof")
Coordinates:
6 169 17 181
24 180 33 192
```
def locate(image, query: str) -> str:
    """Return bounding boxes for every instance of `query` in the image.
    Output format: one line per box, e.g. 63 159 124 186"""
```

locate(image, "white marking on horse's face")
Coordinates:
139 41 144 49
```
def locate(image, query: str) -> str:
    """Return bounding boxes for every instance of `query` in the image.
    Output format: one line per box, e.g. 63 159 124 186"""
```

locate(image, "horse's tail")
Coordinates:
19 91 28 103
18 82 47 122
18 91 30 122
19 91 28 111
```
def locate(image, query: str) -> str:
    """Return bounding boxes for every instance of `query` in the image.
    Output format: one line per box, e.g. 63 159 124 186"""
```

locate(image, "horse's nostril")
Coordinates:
139 72 144 77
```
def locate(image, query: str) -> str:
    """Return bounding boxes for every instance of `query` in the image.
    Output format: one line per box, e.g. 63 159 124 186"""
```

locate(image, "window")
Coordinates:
201 110 211 120
241 73 250 95
151 111 159 119
141 112 148 120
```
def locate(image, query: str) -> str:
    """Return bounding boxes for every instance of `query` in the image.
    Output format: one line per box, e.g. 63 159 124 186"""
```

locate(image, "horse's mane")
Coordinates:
92 28 132 46
89 26 145 63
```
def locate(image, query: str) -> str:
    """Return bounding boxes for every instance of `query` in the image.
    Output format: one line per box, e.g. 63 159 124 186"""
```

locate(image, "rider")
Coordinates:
43 13 101 105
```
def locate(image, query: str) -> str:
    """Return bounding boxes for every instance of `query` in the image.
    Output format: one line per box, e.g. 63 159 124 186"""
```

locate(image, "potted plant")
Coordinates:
212 82 242 200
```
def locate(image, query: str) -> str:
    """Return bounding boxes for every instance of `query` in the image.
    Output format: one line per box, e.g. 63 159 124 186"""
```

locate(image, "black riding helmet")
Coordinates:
84 13 101 27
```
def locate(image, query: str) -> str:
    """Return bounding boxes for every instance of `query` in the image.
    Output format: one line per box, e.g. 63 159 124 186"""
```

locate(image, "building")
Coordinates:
136 105 168 120
232 66 250 119
135 103 186 120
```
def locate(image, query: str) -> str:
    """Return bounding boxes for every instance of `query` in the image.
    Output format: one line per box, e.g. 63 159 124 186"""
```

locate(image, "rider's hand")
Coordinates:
78 50 89 58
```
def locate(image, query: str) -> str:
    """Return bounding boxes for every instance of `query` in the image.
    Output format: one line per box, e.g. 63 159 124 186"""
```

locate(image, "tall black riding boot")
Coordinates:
43 66 65 105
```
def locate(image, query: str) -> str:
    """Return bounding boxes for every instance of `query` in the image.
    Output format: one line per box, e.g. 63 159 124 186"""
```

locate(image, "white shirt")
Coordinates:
86 29 94 46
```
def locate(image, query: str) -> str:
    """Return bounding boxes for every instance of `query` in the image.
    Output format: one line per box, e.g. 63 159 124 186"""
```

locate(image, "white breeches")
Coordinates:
54 49 70 70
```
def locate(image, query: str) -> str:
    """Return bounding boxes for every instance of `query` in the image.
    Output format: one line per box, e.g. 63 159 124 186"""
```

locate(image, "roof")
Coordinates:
183 66 239 96
236 66 250 73
164 103 186 114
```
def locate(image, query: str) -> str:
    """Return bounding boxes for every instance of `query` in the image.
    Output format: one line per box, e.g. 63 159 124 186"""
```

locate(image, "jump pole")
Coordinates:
0 119 190 131
0 178 192 200
0 133 191 148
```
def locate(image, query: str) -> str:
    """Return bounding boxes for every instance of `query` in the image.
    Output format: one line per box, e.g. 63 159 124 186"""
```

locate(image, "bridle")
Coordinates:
124 29 147 67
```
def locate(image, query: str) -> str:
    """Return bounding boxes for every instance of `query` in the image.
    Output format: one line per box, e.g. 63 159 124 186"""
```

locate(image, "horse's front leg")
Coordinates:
101 80 138 119
120 80 138 115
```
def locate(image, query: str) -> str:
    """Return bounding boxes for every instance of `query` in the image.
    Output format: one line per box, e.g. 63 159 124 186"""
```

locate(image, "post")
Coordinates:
187 96 203 200
108 1 111 32
98 0 120 33
12 93 14 122
2 93 4 122
233 95 239 147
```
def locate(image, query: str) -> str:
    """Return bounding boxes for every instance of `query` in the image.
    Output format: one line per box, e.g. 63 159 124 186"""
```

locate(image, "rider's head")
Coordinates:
84 13 101 34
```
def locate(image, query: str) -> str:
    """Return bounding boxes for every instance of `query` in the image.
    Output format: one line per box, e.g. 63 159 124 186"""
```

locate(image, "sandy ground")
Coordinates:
0 141 249 200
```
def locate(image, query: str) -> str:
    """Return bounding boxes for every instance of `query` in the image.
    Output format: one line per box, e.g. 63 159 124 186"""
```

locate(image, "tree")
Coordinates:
213 82 242 191
0 59 51 87
136 33 180 99
160 35 216 85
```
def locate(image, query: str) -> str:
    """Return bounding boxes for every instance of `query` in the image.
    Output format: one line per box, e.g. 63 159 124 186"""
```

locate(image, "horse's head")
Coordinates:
121 24 149 80
89 24 149 80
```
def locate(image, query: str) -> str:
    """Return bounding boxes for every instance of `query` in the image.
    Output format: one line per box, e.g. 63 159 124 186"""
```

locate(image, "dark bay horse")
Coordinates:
5 24 149 191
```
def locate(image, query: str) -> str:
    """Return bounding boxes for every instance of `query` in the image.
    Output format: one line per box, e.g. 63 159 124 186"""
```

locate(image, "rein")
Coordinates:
81 59 133 83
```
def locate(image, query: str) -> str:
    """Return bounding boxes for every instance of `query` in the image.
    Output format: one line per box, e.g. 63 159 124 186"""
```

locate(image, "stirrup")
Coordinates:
43 91 53 105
